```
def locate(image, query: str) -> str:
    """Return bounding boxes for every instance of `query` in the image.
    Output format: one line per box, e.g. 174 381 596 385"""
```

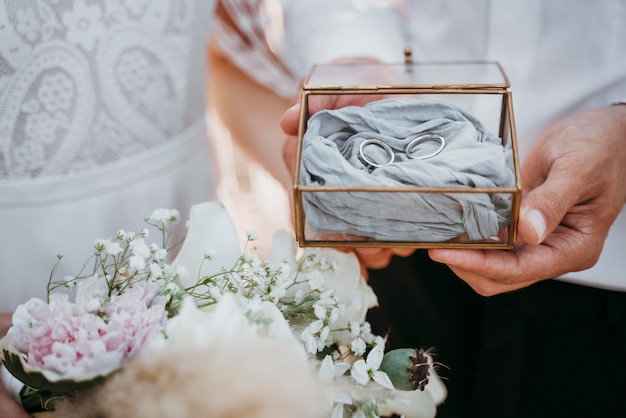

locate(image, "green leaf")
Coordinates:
0 335 112 411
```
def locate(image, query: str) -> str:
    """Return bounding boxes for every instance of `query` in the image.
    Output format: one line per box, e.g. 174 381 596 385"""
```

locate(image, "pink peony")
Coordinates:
8 281 167 379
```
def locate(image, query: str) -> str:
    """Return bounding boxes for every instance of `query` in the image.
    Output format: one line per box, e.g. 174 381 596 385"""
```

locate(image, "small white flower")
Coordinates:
149 263 163 279
94 239 107 252
246 230 259 241
268 287 286 301
128 255 145 271
246 254 262 269
329 307 342 323
317 290 337 307
318 325 331 344
165 281 180 293
154 248 167 261
350 295 363 311
314 304 327 319
268 261 290 281
63 276 76 289
319 355 350 384
306 270 324 290
149 208 179 223
294 289 304 304
203 248 216 259
350 345 394 389
350 337 367 356
104 241 122 256
84 298 102 313
349 320 361 338
300 320 324 354
208 286 223 301
176 265 189 281
130 239 150 259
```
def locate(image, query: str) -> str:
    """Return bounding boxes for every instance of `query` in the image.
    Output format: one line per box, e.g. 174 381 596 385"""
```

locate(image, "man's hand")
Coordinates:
429 105 626 295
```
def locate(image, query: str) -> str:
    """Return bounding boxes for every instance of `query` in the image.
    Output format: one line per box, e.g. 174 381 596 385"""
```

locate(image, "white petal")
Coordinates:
331 402 345 418
350 360 370 385
373 370 394 390
382 389 438 418
266 230 298 275
171 202 241 288
333 361 351 377
367 344 385 369
425 361 448 405
319 355 335 383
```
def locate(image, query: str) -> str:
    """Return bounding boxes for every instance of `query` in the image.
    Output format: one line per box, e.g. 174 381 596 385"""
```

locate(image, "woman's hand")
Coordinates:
280 66 416 275
1 312 12 338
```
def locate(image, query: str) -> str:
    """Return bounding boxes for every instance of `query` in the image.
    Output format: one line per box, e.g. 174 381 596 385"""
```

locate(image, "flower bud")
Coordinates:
379 348 431 391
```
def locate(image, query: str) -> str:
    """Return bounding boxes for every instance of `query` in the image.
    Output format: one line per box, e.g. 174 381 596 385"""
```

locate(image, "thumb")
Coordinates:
280 103 301 136
518 168 579 245
282 135 298 176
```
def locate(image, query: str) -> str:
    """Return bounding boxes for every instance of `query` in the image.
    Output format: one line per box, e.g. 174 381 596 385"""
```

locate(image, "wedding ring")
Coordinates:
359 139 395 168
406 134 446 160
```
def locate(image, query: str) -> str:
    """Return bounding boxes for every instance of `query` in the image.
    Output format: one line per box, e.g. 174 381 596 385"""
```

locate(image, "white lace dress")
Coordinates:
0 0 219 311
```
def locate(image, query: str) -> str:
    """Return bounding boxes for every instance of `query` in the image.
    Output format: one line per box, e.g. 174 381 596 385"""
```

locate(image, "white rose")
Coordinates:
171 202 242 289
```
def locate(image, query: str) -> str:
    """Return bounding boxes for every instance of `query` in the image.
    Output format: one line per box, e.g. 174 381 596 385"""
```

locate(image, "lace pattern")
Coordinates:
0 0 215 180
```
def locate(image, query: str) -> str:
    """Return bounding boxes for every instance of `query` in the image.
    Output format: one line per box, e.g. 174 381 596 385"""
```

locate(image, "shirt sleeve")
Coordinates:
280 0 409 79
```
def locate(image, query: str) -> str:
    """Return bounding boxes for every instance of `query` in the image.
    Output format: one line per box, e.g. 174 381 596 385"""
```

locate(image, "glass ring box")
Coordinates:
293 55 522 249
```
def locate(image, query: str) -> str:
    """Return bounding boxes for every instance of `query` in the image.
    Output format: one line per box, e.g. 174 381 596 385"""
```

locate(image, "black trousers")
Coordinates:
366 250 626 418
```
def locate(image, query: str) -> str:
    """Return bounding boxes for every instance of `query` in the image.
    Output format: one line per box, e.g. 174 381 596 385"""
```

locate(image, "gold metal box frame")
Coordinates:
293 56 522 249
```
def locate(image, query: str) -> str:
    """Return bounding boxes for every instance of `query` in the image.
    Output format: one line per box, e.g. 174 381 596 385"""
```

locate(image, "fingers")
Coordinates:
282 135 298 176
428 217 601 296
0 312 12 337
280 103 301 137
428 246 544 296
354 247 416 271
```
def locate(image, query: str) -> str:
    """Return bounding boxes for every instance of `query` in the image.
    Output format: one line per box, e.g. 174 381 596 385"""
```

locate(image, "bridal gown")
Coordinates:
0 0 219 311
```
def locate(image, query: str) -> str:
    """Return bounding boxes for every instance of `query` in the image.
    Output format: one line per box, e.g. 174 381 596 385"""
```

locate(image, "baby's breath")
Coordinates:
36 205 435 418
47 210 183 317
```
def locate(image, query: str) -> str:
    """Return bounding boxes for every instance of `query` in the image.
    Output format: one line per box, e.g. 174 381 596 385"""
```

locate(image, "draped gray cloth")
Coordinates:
299 98 515 242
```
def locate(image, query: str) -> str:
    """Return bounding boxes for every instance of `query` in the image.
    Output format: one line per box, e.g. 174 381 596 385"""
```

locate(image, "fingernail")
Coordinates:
526 208 547 242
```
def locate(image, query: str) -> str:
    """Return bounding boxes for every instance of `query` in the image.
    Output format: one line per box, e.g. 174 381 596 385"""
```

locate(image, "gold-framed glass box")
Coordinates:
293 54 522 249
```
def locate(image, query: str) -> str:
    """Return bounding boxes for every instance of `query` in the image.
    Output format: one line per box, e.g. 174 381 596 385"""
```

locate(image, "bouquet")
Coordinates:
0 201 446 418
